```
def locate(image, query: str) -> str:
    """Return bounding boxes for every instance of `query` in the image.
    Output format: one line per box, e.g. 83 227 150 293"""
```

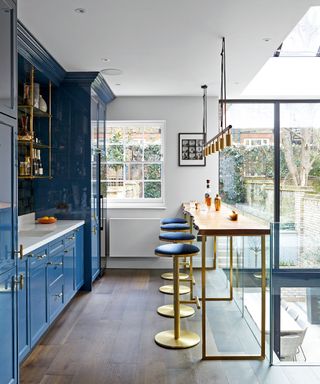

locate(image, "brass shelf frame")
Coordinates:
18 66 52 180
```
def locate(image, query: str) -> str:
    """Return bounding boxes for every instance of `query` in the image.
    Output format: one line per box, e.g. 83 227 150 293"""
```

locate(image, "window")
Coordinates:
102 120 165 203
243 138 270 146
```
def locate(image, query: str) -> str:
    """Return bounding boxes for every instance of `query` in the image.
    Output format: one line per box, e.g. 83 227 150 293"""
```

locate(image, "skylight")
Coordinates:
242 6 320 98
275 7 320 57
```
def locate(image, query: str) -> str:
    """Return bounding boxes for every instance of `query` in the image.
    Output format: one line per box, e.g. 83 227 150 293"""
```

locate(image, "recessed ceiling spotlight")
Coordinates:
101 58 111 63
234 81 240 85
101 68 123 76
262 37 271 42
74 8 86 14
115 83 121 86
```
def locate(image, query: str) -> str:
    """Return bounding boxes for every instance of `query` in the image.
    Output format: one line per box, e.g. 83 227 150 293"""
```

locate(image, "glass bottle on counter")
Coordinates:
204 179 212 208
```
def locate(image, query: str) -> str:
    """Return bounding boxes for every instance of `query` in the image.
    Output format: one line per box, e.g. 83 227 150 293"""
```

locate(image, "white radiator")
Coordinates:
109 218 160 258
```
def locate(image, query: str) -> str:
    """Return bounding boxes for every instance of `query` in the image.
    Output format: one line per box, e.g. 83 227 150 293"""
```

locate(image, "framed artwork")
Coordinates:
178 132 206 166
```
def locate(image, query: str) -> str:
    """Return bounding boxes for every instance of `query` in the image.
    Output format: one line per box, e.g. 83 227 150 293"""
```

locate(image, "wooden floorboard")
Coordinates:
21 269 320 384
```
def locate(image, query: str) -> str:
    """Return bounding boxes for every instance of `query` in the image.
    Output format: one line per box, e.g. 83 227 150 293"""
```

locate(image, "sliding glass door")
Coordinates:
219 100 320 365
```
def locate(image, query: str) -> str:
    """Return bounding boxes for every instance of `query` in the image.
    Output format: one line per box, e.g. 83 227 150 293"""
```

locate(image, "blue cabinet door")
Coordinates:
0 268 17 384
91 150 101 281
17 256 29 362
64 243 75 303
0 116 16 276
75 226 84 290
29 248 48 347
0 0 17 118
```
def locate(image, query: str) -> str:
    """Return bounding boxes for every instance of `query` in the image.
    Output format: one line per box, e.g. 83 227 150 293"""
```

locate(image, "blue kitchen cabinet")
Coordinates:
0 268 17 384
47 241 64 323
0 115 17 276
17 256 29 362
29 247 49 348
63 232 76 303
75 226 84 290
0 0 17 119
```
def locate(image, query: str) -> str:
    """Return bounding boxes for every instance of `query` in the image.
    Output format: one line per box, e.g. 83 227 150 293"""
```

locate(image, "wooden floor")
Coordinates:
21 269 320 384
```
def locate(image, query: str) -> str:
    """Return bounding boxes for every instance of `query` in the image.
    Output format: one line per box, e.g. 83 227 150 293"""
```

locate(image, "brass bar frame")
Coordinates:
201 235 207 359
201 233 267 360
213 236 217 270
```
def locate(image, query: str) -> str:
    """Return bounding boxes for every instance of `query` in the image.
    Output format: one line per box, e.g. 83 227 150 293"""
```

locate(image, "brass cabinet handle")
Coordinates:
47 261 63 266
14 244 24 260
37 254 47 260
14 273 25 290
54 292 63 298
67 236 75 240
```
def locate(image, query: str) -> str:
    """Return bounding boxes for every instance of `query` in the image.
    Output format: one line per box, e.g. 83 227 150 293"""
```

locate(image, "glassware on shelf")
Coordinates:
33 83 40 108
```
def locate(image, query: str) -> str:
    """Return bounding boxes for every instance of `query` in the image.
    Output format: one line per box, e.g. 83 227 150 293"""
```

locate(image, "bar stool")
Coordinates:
161 218 188 225
160 223 190 232
155 243 200 349
158 232 198 318
159 232 195 282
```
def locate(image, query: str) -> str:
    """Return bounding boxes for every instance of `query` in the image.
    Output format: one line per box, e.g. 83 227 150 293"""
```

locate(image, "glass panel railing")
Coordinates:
270 222 320 365
203 235 270 357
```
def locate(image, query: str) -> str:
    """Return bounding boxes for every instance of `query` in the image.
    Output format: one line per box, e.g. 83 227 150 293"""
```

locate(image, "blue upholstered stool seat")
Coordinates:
160 223 190 231
161 217 188 225
159 232 195 242
155 243 199 256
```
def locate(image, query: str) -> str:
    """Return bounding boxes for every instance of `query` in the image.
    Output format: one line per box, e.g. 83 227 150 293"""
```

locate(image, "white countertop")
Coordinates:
19 219 85 255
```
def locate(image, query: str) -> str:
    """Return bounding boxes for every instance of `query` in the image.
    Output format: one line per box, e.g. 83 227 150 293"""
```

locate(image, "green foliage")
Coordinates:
144 164 161 180
219 146 246 204
144 145 161 161
144 182 161 198
107 145 123 162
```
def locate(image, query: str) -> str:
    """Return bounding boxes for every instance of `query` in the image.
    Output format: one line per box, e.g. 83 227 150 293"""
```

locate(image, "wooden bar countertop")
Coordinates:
183 203 270 236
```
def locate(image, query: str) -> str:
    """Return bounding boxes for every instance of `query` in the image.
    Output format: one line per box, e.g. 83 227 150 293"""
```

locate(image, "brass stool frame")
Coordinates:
155 251 200 349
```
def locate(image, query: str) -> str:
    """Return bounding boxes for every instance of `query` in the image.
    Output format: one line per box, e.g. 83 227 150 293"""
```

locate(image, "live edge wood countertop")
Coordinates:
182 203 270 236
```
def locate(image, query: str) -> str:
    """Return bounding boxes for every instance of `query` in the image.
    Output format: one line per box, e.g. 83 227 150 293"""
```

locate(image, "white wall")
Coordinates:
106 96 219 268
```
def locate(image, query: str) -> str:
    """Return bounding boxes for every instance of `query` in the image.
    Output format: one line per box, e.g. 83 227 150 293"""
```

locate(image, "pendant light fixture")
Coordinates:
203 37 232 157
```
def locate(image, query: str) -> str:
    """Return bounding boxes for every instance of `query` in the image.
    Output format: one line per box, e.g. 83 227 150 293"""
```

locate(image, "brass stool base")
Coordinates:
155 330 200 349
161 272 189 281
157 304 195 318
159 285 190 295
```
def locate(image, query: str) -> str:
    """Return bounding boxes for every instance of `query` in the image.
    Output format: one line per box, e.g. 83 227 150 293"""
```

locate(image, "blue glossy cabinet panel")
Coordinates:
0 116 16 276
63 242 75 303
48 275 63 323
91 149 101 281
0 0 17 118
75 226 84 290
17 257 29 362
29 247 48 347
0 268 17 384
18 226 84 361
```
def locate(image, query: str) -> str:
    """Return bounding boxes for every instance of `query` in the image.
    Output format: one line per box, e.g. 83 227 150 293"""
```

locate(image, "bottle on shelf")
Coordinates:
32 149 38 176
25 156 31 176
204 179 212 208
38 150 43 176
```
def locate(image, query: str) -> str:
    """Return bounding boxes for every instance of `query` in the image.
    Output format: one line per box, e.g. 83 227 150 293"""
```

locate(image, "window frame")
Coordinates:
104 120 166 206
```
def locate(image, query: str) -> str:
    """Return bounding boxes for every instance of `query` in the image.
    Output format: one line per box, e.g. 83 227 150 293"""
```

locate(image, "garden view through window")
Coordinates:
219 102 320 269
103 121 164 202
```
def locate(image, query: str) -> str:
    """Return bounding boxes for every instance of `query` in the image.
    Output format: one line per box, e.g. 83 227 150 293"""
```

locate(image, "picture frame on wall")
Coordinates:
178 132 206 166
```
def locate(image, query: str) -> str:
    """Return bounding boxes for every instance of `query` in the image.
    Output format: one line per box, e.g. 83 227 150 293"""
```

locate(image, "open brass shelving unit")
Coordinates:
18 66 52 179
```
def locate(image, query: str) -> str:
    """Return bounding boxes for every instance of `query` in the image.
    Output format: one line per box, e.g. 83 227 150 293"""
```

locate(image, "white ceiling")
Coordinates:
18 0 318 97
